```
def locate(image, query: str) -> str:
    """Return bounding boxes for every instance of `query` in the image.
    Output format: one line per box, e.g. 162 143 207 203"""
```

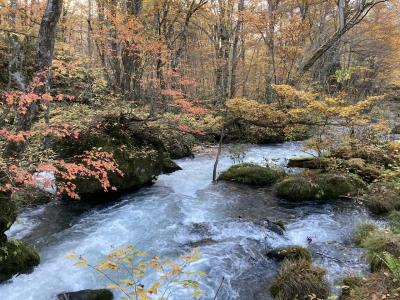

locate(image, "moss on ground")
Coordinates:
218 163 285 186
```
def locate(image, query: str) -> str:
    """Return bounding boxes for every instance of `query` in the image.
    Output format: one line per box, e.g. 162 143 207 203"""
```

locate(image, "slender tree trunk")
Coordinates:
230 0 244 98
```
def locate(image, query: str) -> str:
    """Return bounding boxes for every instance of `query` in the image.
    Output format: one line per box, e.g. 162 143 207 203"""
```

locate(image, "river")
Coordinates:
1 142 383 299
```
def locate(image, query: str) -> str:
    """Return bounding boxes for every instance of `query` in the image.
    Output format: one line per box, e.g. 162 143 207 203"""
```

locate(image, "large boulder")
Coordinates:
0 194 17 244
11 187 54 208
51 114 174 201
57 289 113 300
0 240 40 283
218 163 285 186
275 172 366 202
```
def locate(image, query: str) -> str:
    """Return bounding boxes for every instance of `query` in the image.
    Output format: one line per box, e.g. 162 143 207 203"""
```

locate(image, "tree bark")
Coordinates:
36 0 63 71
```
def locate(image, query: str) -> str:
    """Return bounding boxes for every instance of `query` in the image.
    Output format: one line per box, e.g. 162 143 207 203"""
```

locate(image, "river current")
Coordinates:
1 142 382 299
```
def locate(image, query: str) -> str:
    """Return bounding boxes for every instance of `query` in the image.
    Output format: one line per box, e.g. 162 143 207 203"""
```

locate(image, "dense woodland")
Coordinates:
1 0 400 299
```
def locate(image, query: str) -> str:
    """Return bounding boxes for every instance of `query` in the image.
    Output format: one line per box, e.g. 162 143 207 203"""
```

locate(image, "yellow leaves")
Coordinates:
147 282 160 294
68 244 204 299
97 260 118 271
73 260 88 267
65 252 78 260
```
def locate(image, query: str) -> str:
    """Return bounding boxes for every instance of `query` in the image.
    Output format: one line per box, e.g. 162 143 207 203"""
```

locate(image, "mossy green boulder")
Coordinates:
52 114 168 201
267 246 312 262
218 163 285 186
0 240 40 283
0 195 17 244
11 187 53 209
270 258 330 300
275 172 366 202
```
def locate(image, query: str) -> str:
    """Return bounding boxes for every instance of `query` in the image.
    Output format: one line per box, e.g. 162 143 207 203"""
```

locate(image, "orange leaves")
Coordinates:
0 128 31 143
43 124 80 139
52 150 124 199
41 93 53 102
178 124 205 136
0 151 123 200
172 99 209 116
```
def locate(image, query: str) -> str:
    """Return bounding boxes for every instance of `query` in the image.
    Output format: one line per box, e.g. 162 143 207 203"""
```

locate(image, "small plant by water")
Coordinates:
67 245 205 300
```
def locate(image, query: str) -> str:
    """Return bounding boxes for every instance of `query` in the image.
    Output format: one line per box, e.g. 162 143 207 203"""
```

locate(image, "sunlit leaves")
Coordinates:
69 244 204 300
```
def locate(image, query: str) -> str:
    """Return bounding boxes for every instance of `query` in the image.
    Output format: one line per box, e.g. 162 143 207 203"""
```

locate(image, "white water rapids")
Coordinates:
1 142 382 299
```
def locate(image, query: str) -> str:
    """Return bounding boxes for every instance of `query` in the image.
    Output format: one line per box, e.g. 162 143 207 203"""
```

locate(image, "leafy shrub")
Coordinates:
218 163 285 186
69 245 205 299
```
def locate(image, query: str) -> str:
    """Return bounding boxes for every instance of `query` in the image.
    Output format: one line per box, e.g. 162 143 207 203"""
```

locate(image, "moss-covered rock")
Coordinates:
275 176 322 202
287 156 381 183
365 182 400 215
162 158 182 174
275 172 366 202
316 172 366 199
0 240 40 283
267 246 312 262
158 130 194 159
57 289 113 300
52 114 168 201
270 258 330 300
218 163 285 186
0 194 17 244
11 187 54 209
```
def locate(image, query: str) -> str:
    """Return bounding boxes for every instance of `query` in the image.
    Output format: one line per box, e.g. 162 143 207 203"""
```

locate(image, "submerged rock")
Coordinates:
57 289 113 300
253 219 285 235
0 240 40 283
218 163 285 186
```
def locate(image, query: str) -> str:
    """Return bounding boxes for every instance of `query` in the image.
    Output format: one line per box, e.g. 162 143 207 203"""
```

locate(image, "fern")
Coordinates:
377 251 400 279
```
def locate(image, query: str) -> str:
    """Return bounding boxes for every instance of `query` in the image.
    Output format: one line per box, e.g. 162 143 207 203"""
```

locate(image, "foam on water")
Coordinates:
0 142 381 299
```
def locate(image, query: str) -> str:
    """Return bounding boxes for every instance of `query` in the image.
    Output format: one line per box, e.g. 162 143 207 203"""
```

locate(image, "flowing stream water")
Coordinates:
1 142 383 300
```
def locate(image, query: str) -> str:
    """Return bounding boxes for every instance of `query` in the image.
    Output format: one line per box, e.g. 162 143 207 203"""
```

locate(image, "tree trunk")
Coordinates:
36 0 63 71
